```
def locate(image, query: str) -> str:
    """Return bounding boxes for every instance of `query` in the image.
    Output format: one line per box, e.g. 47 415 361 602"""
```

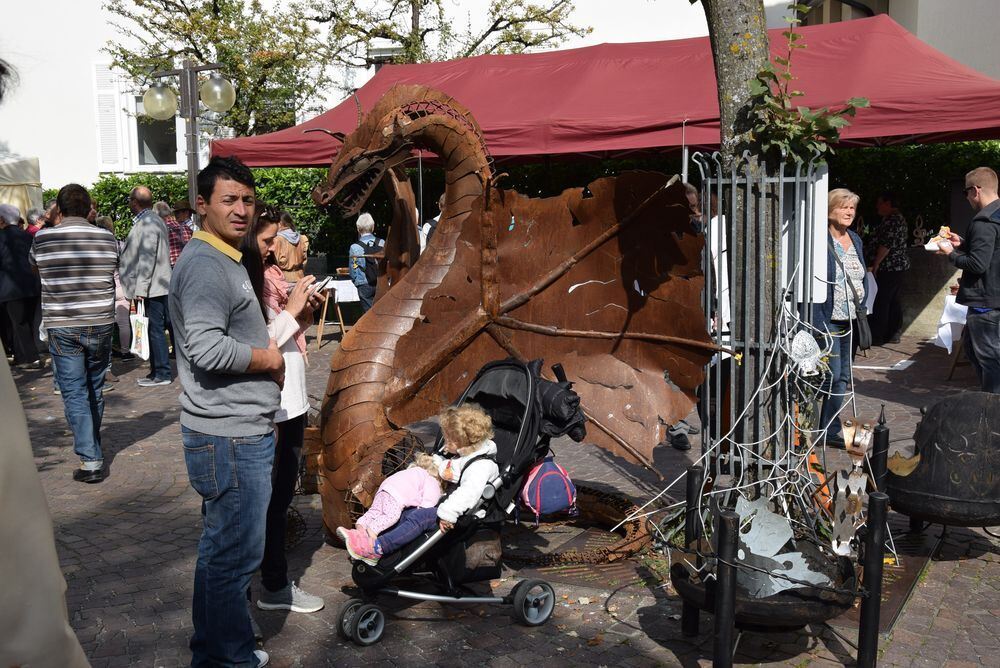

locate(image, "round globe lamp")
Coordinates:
142 83 178 120
200 73 236 113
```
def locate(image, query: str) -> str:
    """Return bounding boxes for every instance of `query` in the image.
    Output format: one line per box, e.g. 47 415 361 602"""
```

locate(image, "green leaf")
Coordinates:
748 79 768 96
846 97 871 108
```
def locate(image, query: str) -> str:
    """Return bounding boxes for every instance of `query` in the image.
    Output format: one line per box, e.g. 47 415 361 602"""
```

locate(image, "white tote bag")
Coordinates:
129 300 150 360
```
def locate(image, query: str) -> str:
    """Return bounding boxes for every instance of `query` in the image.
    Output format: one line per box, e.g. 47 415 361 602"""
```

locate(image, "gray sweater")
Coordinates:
168 235 279 436
120 209 171 299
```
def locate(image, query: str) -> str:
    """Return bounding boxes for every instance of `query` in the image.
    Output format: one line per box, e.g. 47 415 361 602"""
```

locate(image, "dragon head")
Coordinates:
311 112 415 217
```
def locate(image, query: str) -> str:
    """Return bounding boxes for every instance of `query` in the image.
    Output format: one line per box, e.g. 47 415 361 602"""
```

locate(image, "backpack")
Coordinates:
520 456 577 523
359 237 383 286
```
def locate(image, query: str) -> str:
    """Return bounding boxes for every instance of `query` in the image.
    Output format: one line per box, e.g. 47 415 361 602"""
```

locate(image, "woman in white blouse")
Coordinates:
241 205 326 613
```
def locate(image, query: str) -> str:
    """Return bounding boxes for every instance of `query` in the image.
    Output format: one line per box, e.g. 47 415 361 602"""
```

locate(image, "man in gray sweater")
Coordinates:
169 157 284 668
120 185 173 385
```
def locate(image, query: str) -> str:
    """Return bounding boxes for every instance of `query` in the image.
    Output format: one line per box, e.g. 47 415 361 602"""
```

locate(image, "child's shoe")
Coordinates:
345 529 380 566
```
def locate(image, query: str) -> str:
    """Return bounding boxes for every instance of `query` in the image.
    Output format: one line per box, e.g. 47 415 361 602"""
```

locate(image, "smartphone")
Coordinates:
310 276 334 293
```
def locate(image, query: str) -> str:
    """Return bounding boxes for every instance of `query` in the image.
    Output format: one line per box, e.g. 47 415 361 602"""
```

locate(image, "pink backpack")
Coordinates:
520 456 577 523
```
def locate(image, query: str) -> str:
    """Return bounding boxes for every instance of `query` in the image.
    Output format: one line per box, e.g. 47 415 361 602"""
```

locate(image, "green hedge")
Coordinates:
47 141 997 263
828 140 1000 234
50 169 360 261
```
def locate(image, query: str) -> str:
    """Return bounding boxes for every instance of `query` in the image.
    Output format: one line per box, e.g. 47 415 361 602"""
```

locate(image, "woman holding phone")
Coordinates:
240 205 326 613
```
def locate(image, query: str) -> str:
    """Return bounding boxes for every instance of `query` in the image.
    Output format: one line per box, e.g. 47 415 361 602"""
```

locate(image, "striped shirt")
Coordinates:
29 217 119 328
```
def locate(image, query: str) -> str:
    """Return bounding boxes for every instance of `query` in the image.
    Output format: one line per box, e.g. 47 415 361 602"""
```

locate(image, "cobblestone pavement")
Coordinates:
14 332 999 667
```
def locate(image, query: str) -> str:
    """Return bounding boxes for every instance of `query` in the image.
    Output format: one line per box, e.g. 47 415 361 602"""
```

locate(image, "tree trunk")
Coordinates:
700 0 777 469
700 0 770 167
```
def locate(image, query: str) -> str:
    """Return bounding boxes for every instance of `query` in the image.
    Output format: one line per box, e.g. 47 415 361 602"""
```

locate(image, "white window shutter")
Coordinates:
94 64 125 172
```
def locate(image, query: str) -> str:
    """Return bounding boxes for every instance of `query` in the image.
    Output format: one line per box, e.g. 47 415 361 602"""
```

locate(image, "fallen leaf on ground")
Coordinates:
587 633 605 646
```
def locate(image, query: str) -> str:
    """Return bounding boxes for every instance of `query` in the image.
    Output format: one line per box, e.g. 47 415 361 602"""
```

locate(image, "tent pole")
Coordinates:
681 119 689 184
417 152 424 225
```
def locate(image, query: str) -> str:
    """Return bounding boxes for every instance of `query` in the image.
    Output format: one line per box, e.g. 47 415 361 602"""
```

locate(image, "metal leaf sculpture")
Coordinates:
311 85 715 532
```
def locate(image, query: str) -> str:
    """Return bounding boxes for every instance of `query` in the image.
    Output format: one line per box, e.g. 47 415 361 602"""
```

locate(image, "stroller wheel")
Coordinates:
351 603 386 646
336 598 365 641
512 579 555 627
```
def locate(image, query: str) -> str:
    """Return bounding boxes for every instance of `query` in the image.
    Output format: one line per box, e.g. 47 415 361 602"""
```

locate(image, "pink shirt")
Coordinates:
379 466 442 509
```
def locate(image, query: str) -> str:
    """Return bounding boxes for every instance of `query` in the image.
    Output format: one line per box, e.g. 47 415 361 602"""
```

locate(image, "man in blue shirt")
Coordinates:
348 212 383 313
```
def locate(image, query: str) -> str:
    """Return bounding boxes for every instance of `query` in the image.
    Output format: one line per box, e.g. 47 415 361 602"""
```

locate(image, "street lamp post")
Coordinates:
145 59 235 210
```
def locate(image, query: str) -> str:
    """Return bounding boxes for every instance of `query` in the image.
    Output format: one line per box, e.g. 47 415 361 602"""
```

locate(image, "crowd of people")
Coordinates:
3 141 998 667
0 157 331 666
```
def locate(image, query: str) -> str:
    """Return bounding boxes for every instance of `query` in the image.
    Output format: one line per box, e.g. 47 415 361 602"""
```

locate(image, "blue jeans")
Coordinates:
964 308 1000 394
375 506 438 556
357 284 376 313
145 295 171 381
49 324 113 468
819 319 859 441
182 426 275 667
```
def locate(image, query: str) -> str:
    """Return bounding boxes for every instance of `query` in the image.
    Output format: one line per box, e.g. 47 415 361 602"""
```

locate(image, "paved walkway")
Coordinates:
15 333 999 667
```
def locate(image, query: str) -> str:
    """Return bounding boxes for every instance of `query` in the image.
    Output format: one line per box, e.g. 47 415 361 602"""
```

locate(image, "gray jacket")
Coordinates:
169 235 280 436
120 209 171 299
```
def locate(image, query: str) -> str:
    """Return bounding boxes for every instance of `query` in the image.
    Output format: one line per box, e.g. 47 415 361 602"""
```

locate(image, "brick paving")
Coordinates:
14 332 999 667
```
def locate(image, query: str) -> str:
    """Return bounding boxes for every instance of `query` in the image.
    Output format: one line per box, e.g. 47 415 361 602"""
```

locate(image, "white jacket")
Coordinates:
266 308 309 423
433 439 499 523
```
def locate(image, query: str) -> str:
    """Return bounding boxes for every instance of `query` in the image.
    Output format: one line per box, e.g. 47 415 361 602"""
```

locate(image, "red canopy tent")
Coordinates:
211 15 1000 167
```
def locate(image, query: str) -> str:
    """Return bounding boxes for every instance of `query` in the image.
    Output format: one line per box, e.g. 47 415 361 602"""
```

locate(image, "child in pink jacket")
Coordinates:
336 454 443 548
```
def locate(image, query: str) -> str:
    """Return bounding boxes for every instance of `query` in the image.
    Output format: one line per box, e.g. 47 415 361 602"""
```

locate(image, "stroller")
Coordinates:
337 358 586 646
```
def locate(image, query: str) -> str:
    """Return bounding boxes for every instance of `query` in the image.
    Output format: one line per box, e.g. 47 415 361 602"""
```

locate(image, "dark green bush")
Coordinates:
47 140 996 263
828 140 1000 234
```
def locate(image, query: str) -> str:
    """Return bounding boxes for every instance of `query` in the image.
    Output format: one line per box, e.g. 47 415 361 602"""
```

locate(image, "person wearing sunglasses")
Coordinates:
938 167 1000 393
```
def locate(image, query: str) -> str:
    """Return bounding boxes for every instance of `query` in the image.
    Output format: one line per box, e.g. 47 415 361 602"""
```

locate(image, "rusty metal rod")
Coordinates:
494 316 736 355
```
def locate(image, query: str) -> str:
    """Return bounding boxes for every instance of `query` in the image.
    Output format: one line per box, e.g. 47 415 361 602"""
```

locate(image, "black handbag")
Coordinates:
828 239 873 351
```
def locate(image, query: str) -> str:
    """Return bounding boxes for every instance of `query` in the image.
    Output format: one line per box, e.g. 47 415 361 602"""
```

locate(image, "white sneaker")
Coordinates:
254 649 269 667
257 581 325 613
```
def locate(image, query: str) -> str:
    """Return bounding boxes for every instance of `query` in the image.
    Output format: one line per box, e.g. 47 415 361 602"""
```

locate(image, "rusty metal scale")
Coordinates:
309 85 718 558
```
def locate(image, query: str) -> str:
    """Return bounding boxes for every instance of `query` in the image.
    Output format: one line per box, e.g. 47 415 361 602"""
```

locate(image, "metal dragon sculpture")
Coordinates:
311 85 716 541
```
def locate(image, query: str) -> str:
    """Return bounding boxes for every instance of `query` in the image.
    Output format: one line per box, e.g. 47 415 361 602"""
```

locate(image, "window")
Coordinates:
135 96 178 166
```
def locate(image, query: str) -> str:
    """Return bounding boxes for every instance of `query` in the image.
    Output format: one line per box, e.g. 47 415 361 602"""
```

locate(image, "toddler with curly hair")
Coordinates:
339 404 498 565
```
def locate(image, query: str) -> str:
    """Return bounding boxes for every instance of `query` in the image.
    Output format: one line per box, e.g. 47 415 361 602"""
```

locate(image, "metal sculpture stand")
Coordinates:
681 465 704 638
857 492 889 667
713 511 739 668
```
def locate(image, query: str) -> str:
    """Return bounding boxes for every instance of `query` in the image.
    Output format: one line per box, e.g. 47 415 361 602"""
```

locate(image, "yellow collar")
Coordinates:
193 230 242 263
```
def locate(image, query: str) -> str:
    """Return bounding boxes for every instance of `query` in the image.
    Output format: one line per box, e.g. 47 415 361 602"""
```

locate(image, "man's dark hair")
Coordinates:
877 191 898 208
57 184 92 218
198 156 255 202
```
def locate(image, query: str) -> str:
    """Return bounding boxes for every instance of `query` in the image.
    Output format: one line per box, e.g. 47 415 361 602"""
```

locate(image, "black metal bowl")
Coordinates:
669 557 856 632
